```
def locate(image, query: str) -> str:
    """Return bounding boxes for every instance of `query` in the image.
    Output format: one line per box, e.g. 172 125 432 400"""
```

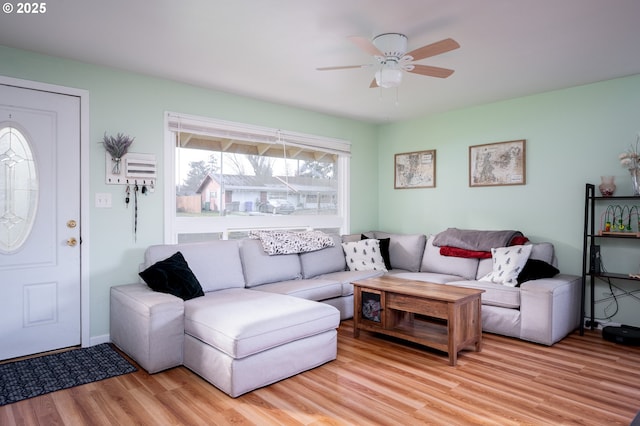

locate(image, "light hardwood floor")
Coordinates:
1 321 639 425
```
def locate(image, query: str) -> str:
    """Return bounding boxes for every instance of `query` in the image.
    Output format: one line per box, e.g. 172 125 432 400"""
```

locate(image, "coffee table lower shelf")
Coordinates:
357 314 449 353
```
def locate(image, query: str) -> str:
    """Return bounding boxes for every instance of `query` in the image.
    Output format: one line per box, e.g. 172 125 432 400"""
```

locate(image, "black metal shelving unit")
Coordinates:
581 183 640 334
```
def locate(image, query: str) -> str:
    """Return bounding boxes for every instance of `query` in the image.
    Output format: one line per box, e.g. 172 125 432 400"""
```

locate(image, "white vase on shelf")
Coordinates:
630 168 640 196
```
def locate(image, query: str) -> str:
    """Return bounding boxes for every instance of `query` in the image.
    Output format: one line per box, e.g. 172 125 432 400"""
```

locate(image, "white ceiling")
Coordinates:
2 0 640 123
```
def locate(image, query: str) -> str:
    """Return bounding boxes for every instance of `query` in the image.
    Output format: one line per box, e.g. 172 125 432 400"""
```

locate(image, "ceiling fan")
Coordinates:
317 33 460 89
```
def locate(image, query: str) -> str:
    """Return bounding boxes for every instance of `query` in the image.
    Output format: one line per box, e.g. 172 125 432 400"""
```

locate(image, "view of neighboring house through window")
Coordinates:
165 113 351 243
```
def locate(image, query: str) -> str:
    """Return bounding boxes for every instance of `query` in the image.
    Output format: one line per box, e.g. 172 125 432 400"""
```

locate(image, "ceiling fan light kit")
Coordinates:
372 34 406 88
317 32 459 89
375 66 403 88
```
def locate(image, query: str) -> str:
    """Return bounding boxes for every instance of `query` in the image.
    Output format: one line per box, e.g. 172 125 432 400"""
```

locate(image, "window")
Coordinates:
0 126 38 253
164 112 351 243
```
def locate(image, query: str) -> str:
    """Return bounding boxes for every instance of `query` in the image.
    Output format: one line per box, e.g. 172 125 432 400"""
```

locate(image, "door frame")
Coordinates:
0 75 91 348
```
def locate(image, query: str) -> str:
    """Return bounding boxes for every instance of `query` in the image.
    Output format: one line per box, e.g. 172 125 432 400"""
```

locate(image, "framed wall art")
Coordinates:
394 149 436 189
469 140 526 187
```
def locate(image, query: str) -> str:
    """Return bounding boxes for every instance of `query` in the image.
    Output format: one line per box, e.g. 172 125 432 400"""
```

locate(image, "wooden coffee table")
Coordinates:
352 275 484 366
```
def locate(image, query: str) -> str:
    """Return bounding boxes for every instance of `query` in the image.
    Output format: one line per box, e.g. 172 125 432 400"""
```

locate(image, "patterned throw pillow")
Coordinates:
479 244 532 287
341 239 388 272
361 234 392 270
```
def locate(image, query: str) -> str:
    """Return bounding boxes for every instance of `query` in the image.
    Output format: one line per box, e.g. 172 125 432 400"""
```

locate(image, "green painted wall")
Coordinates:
0 46 379 338
377 74 640 326
2 44 640 335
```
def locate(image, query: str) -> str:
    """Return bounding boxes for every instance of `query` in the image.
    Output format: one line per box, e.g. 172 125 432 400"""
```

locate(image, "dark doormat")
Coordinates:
0 343 137 406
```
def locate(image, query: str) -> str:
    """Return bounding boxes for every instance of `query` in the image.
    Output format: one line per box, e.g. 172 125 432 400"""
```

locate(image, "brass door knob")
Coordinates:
67 237 77 247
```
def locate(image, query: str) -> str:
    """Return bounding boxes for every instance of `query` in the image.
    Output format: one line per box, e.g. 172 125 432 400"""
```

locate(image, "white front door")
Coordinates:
0 83 81 360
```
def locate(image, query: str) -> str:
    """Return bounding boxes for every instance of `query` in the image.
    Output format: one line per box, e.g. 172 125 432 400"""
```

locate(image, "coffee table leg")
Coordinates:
353 286 360 338
448 303 456 366
475 299 482 352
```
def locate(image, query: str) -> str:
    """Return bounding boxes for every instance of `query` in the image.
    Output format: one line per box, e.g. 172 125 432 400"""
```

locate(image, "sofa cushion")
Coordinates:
251 278 343 301
240 239 302 287
299 235 346 278
139 251 204 301
420 235 479 280
476 258 493 280
184 288 339 359
341 240 387 272
341 233 366 243
144 240 245 292
448 280 521 309
480 245 532 287
374 232 426 272
390 271 464 285
318 269 385 296
529 242 555 265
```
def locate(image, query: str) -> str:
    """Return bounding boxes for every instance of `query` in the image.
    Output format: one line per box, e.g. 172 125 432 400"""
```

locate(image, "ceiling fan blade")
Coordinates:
369 78 378 88
405 38 460 61
349 36 384 57
316 64 371 71
407 64 455 78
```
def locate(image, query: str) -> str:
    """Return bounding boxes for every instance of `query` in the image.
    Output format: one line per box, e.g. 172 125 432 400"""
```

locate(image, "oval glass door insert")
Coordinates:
0 126 38 253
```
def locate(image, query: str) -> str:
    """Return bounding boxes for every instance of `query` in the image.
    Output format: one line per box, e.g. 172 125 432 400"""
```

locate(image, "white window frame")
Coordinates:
163 112 351 242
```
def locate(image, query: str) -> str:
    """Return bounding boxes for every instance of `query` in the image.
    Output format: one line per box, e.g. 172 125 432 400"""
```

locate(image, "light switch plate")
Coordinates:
95 192 112 208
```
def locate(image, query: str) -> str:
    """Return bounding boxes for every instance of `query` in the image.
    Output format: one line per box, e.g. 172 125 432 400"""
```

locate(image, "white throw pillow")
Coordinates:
480 244 532 287
341 239 388 272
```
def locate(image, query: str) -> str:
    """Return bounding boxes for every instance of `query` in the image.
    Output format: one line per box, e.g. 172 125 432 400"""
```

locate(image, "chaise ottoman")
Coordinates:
182 288 339 397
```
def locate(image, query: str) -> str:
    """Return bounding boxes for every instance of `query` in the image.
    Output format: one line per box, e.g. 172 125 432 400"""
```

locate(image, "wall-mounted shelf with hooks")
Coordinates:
105 152 157 190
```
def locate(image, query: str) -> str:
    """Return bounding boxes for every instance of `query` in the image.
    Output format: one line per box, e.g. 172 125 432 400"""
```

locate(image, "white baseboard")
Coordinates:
88 334 111 347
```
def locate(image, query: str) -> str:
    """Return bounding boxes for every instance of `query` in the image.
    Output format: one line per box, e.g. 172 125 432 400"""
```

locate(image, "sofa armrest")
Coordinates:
110 283 185 373
519 274 582 345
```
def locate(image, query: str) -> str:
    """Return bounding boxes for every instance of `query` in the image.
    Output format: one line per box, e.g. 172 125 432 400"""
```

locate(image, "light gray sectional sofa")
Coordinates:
359 231 582 346
110 235 381 397
110 229 581 397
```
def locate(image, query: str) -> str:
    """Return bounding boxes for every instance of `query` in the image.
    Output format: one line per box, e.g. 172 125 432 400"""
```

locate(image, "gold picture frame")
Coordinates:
394 150 436 189
469 140 526 187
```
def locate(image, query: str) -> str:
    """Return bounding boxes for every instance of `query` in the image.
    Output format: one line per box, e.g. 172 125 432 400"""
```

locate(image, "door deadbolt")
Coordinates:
67 220 77 228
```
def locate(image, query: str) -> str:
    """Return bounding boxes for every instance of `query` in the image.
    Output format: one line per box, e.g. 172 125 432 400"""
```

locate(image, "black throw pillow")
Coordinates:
361 234 392 270
516 258 560 286
139 251 204 300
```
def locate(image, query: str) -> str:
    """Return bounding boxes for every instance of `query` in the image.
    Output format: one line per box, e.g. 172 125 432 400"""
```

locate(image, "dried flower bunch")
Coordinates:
101 132 135 159
619 133 640 170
